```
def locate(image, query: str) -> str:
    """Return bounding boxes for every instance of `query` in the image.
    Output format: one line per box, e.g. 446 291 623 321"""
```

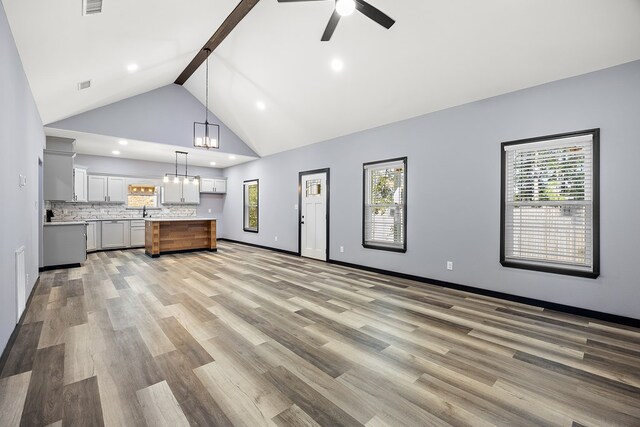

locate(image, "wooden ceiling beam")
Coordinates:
174 0 261 85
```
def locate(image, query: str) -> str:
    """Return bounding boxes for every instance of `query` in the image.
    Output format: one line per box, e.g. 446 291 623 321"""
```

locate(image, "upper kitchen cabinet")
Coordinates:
162 179 200 204
88 175 127 203
72 167 87 202
44 149 75 201
44 136 77 201
200 178 227 194
182 180 200 203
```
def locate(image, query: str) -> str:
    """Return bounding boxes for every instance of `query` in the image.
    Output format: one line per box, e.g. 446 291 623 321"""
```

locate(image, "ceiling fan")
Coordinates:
277 0 395 41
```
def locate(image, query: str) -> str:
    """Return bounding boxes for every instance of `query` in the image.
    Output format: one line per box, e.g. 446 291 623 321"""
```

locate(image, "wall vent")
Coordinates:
83 0 103 15
15 246 26 324
77 80 91 90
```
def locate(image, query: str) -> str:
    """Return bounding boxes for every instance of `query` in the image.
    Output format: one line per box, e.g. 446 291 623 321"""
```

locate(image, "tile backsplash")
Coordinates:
47 202 197 221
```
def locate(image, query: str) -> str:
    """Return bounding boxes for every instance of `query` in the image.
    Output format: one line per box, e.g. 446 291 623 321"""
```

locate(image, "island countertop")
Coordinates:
144 217 217 222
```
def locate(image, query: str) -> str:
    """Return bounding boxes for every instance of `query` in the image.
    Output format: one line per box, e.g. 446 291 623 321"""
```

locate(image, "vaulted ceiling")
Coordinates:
4 0 640 157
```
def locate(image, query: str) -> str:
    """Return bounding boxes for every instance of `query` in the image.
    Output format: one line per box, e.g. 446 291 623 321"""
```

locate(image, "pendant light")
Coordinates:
193 48 220 149
164 151 200 184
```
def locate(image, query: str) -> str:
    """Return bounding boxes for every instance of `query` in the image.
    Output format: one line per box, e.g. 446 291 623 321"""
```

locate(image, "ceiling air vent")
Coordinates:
82 0 103 15
77 80 91 90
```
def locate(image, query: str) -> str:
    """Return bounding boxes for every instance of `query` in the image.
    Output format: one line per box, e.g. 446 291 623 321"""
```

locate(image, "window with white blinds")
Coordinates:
363 157 407 252
501 130 599 278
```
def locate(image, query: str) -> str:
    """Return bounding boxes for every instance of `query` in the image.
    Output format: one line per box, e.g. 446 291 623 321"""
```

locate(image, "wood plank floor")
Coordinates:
1 241 640 426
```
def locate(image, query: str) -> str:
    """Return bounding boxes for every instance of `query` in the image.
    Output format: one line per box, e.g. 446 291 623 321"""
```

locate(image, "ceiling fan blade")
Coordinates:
321 10 341 41
354 0 395 29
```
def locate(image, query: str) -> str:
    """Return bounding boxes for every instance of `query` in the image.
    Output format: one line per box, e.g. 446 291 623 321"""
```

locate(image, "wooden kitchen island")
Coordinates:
145 217 216 257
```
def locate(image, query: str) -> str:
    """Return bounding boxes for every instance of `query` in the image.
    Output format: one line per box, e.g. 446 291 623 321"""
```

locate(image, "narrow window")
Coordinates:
363 157 407 252
243 179 259 233
501 129 599 278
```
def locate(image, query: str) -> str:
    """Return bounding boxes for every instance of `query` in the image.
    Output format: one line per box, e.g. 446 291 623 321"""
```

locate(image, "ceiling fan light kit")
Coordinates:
277 0 395 41
335 0 355 16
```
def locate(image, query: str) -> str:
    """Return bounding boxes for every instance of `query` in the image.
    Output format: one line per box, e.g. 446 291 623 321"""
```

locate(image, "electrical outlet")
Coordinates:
340 246 344 253
447 261 453 271
275 236 278 242
208 209 211 213
294 204 299 210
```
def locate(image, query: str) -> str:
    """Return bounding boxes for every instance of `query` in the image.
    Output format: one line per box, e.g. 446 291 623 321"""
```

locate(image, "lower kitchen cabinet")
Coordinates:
87 221 99 251
130 220 145 247
101 220 130 248
43 223 87 267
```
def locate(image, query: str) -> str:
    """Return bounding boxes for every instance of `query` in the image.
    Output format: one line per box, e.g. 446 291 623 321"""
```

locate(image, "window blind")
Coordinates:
503 135 594 272
364 159 406 250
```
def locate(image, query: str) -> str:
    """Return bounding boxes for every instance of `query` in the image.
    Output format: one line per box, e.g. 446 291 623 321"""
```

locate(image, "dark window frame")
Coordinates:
243 179 259 233
500 129 600 278
362 156 408 253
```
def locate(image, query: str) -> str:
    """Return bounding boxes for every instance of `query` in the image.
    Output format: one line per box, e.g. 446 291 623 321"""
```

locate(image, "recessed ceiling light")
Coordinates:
335 0 355 17
112 150 120 155
331 58 344 72
210 161 217 166
118 140 128 146
127 63 139 72
229 155 236 160
256 101 266 111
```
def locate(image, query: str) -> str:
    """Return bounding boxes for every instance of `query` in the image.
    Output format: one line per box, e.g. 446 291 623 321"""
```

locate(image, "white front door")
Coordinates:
301 171 327 261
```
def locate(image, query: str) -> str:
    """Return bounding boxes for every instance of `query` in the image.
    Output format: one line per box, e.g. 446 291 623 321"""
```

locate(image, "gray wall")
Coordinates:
48 84 258 158
222 60 640 319
75 154 226 232
0 2 45 351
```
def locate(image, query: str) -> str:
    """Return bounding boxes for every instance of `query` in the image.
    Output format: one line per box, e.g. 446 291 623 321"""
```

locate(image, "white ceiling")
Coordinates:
5 0 640 158
44 128 257 168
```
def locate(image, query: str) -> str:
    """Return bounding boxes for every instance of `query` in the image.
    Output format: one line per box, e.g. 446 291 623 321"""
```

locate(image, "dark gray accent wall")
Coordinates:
47 84 258 157
0 2 45 351
222 60 640 319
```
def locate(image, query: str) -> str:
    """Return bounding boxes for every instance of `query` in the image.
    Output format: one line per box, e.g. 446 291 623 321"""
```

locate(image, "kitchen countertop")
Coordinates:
44 221 87 226
144 217 217 222
85 218 147 221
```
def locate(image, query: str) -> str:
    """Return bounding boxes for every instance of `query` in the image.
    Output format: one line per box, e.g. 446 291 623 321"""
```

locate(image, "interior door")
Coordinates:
301 171 327 261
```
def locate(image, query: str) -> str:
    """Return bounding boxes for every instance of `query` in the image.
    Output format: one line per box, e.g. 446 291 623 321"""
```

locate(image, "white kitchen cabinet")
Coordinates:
200 178 226 194
107 177 126 203
44 150 75 201
72 167 87 202
182 181 200 204
213 179 226 194
130 220 145 247
162 180 183 204
101 220 130 248
88 175 126 203
162 179 200 204
88 176 107 202
86 221 98 251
